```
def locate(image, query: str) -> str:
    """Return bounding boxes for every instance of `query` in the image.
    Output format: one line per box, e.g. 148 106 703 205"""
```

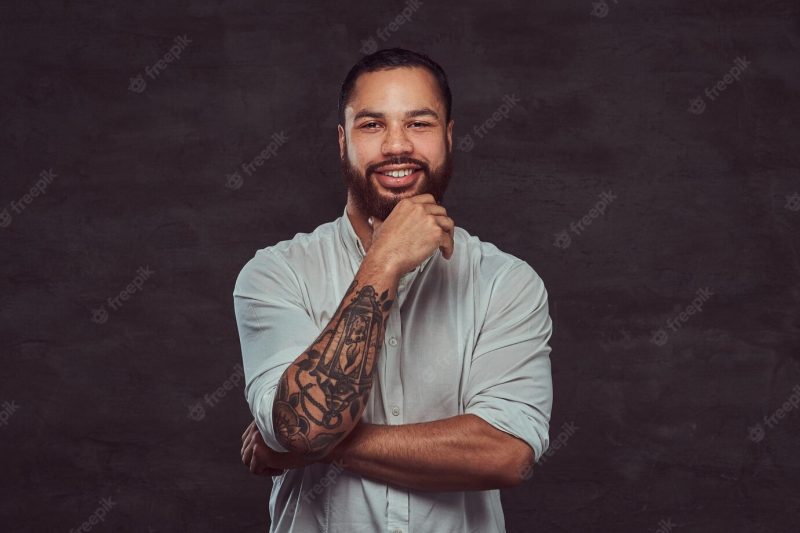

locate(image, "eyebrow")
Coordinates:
353 107 440 121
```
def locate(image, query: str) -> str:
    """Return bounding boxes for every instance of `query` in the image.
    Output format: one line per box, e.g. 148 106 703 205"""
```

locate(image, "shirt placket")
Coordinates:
384 274 411 533
345 212 419 533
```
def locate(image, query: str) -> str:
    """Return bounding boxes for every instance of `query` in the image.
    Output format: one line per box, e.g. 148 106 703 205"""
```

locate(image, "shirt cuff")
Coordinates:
254 383 288 453
465 401 550 463
245 345 309 454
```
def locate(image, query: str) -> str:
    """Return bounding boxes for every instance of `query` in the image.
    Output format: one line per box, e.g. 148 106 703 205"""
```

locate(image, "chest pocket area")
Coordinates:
398 312 465 422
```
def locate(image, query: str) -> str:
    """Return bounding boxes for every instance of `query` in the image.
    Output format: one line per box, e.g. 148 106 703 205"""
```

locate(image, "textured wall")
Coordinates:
1 1 798 531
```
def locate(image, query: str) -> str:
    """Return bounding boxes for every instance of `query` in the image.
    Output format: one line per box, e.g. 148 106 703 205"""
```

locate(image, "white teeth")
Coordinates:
385 168 414 178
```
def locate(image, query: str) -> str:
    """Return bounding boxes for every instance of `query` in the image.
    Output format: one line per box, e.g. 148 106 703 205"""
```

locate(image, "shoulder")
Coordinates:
453 226 546 295
233 218 339 298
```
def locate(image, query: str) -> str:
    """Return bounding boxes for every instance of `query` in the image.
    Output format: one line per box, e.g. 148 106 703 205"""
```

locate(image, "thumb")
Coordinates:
367 215 383 233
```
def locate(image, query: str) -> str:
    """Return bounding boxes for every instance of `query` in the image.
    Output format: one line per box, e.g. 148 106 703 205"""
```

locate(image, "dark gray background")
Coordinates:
1 0 798 532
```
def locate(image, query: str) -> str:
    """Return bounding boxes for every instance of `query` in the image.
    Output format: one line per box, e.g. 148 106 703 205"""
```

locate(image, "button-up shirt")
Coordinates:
233 204 554 533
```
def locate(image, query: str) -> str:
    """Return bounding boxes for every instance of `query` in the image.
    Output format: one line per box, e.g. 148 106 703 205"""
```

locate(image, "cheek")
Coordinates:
351 144 380 172
416 137 447 159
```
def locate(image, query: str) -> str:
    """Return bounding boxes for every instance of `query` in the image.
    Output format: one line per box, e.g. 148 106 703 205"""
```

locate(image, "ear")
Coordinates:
338 124 345 160
446 119 454 153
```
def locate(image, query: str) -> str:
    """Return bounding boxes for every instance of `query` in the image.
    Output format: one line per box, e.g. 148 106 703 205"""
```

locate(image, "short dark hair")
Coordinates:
338 48 452 127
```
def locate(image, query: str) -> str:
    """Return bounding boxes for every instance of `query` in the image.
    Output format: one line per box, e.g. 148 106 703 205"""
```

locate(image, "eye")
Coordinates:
360 121 382 129
410 121 432 128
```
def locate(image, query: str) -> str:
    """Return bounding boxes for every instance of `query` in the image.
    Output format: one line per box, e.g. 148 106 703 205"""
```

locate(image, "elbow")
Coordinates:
476 444 533 490
499 443 535 488
272 406 341 460
269 377 352 461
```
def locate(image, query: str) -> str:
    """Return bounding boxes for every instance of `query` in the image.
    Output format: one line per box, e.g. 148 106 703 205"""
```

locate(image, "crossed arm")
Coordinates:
241 412 534 491
236 246 550 493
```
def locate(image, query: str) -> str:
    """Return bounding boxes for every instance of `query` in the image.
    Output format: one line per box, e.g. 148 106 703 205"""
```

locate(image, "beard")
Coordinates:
340 138 453 222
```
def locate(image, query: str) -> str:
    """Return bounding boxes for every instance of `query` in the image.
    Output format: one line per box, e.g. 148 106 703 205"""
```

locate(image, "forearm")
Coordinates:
325 414 529 491
272 255 400 459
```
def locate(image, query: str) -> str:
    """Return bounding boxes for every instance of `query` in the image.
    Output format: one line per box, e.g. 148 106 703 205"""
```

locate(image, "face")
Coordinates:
339 66 454 221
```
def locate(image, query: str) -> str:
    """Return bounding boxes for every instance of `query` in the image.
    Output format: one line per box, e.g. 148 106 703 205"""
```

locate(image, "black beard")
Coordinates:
340 139 453 221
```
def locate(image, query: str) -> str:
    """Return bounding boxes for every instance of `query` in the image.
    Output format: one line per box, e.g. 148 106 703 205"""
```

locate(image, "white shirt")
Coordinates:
233 204 554 533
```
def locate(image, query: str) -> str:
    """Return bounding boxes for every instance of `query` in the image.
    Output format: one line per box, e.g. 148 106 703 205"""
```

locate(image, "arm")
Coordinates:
244 262 552 487
323 414 533 491
236 195 454 464
323 261 553 490
272 254 400 459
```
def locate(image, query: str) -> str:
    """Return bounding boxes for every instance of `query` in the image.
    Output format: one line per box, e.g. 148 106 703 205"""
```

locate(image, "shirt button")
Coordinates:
391 406 400 416
388 337 398 346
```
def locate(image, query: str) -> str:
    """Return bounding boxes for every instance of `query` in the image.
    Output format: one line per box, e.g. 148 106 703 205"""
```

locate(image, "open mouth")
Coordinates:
373 165 423 189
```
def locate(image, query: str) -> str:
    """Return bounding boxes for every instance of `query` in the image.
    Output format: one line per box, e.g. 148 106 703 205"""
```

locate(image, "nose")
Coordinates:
381 124 413 156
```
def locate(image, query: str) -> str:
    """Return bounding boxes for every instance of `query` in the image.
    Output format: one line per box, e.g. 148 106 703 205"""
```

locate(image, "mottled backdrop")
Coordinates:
1 0 798 532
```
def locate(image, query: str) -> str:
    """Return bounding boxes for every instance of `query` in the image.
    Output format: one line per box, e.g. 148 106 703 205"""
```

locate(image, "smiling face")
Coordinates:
339 66 454 221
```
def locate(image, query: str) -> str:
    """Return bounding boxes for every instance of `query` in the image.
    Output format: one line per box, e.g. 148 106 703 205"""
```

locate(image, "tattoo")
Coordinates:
273 279 394 456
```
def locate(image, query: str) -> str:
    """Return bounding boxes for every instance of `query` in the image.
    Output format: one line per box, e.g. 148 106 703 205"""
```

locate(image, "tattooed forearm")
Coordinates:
273 260 398 458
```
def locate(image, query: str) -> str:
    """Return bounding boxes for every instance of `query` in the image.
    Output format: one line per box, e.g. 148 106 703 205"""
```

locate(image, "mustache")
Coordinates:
366 157 429 176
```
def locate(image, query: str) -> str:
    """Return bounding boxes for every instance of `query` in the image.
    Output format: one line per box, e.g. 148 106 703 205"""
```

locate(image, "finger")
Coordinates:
242 431 260 460
422 203 447 216
433 215 454 232
408 193 437 204
242 420 255 442
249 443 261 474
242 437 255 466
439 234 454 260
367 215 383 232
241 432 253 457
435 216 455 259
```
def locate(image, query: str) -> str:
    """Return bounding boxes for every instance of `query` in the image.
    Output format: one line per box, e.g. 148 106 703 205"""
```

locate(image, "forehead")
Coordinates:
346 67 444 120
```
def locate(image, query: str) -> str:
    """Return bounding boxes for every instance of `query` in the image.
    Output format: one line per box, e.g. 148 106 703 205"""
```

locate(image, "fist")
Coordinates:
367 194 454 277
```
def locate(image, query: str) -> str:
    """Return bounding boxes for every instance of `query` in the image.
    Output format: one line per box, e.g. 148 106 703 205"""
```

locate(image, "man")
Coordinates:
234 48 553 533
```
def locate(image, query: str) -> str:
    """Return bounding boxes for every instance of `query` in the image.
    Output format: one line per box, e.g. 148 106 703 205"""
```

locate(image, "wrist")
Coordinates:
361 251 401 283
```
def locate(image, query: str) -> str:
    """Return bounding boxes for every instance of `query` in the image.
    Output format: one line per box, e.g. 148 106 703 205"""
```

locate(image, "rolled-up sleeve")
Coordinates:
233 249 321 452
463 260 554 462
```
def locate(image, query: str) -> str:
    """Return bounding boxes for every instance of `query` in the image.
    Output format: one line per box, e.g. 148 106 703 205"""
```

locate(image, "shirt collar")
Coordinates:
338 204 435 282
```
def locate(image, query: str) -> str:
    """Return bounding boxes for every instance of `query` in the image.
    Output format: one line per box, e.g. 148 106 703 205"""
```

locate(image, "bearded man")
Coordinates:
234 47 553 533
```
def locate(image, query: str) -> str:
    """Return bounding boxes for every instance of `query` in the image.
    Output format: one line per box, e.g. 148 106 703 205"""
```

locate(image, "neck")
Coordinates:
345 194 375 254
